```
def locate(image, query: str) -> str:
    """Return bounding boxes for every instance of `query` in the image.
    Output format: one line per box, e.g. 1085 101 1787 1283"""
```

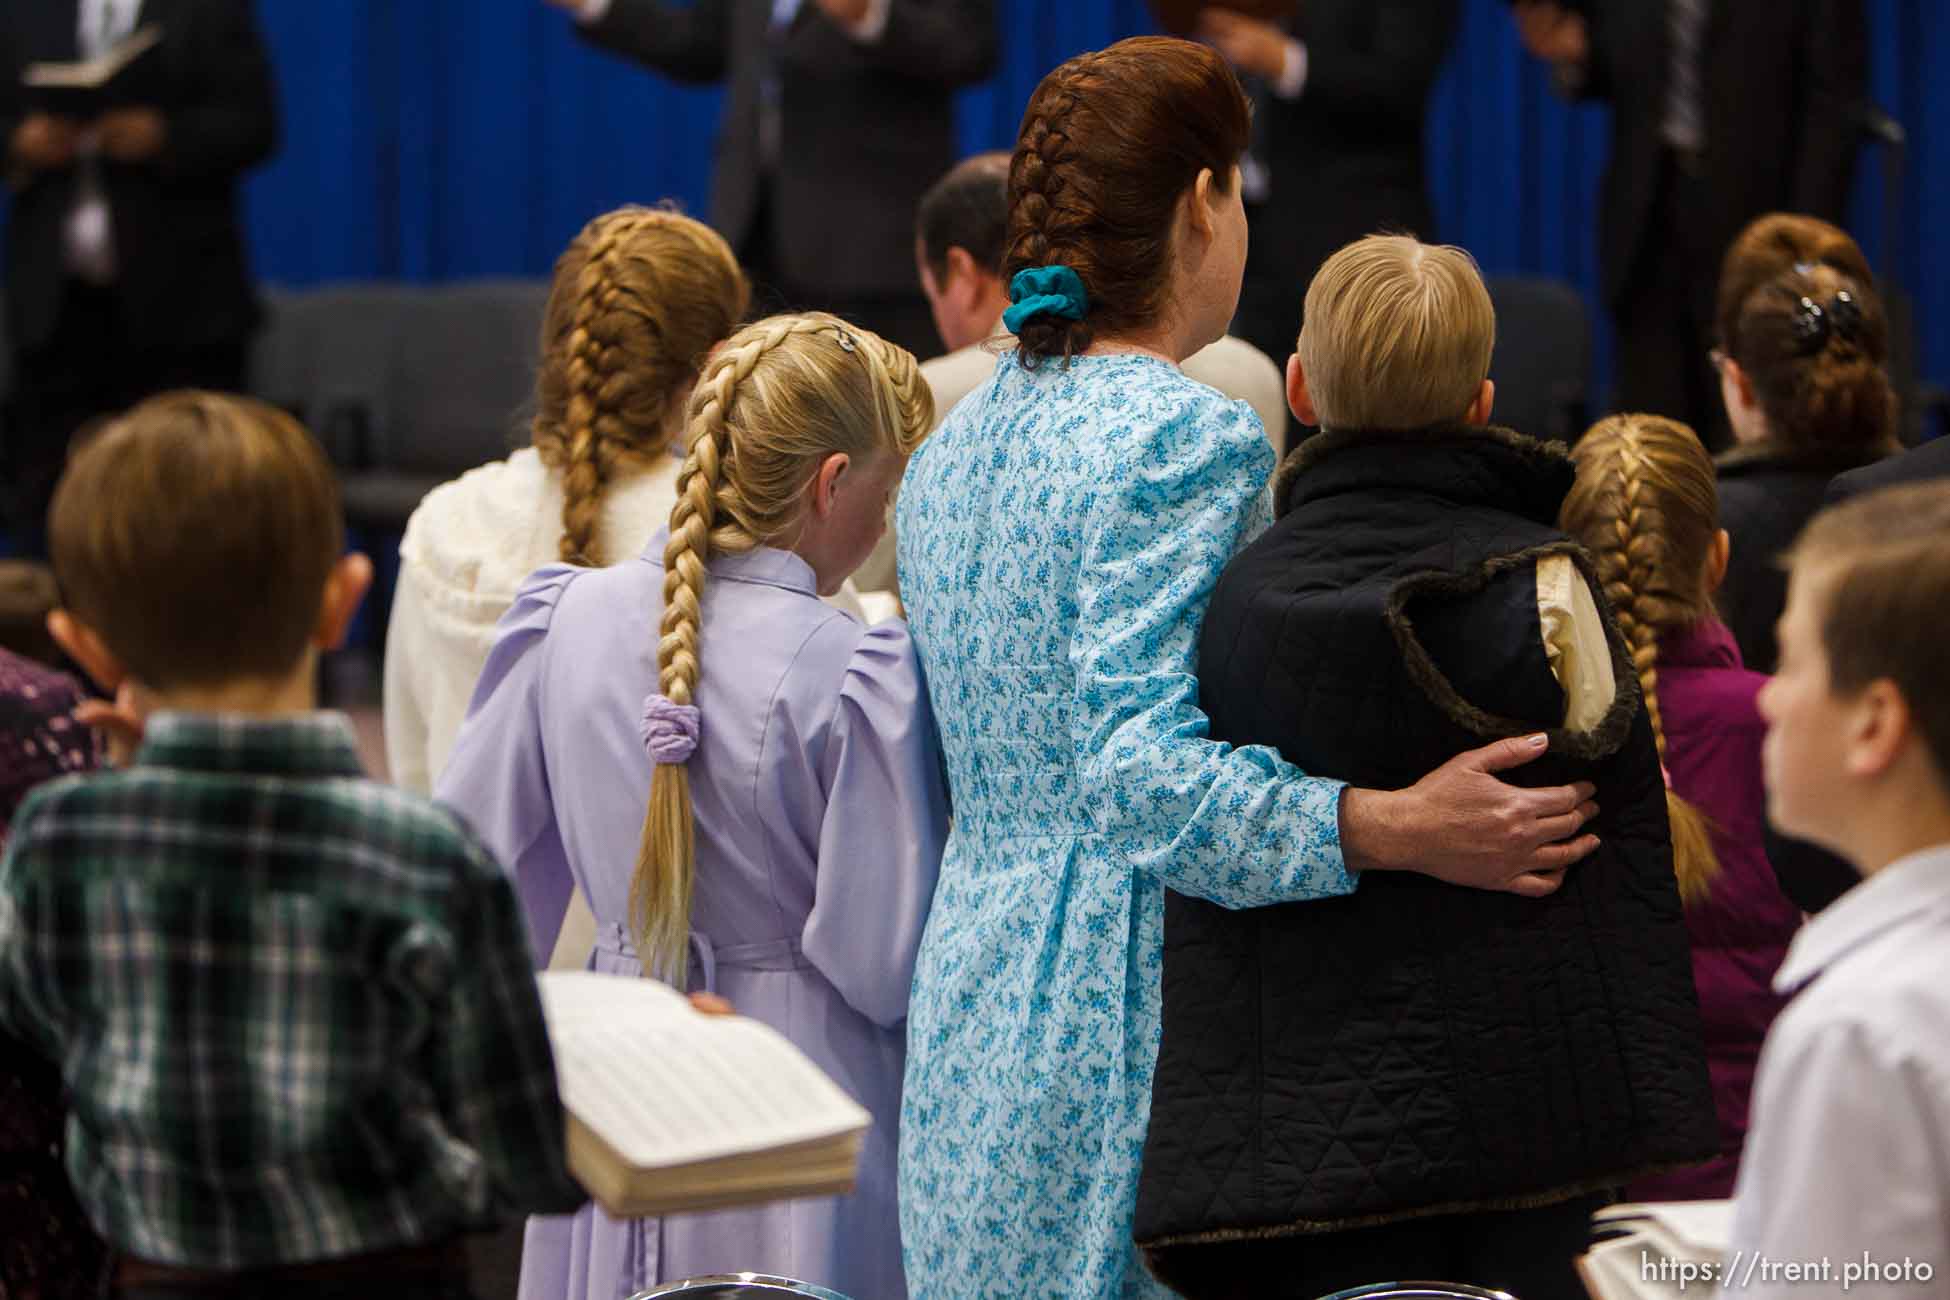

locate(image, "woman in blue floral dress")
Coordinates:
895 37 1609 1300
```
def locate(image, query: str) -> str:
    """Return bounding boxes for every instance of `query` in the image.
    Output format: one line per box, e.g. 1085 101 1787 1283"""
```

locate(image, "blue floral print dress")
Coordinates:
895 352 1358 1299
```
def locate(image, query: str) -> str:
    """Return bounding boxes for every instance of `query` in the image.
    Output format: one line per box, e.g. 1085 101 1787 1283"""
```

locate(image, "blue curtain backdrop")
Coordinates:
241 0 1944 400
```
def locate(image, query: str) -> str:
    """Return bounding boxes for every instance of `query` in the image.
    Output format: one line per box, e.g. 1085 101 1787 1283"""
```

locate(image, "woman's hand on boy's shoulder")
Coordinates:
1340 733 1600 897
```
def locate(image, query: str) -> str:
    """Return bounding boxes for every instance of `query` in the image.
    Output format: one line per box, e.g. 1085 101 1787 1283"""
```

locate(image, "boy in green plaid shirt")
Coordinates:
0 392 586 1294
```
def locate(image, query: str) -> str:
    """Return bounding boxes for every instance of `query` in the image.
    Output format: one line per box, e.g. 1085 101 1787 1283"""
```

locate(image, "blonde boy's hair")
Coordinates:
1297 234 1496 431
1789 481 1950 782
48 391 342 691
633 313 934 983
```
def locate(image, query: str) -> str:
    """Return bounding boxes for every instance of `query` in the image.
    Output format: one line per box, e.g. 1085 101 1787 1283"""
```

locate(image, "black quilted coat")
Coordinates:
1135 426 1718 1264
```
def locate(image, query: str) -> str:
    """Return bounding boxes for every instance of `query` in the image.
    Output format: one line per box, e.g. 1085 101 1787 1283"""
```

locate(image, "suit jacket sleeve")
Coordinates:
1294 0 1457 129
1787 0 1867 220
580 0 730 85
1556 0 1616 105
847 0 998 88
155 0 279 183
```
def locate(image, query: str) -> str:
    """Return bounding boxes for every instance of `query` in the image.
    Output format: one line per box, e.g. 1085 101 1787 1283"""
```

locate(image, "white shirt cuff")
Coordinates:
1273 38 1308 100
848 0 892 43
577 0 613 23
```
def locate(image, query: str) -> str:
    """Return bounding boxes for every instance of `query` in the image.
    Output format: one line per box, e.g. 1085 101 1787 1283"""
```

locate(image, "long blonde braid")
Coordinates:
532 206 748 567
631 313 935 982
1561 414 1722 906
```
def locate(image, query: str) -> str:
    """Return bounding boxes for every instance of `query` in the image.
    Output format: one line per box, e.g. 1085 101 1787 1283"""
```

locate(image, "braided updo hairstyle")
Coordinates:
1713 212 1874 357
1722 259 1899 460
1560 414 1723 906
1712 214 1897 460
633 313 934 982
1005 36 1250 367
532 206 750 567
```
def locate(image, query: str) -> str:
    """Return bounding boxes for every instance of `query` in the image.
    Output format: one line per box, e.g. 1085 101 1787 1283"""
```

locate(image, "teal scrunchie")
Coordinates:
1003 265 1089 334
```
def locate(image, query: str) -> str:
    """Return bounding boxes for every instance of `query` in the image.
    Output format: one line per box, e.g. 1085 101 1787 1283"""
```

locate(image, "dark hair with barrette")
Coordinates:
1725 262 1898 459
1788 290 1865 354
1715 212 1876 355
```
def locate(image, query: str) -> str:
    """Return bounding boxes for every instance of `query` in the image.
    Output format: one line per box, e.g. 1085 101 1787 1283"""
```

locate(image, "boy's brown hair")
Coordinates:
1788 480 1950 779
1298 234 1495 431
48 391 343 690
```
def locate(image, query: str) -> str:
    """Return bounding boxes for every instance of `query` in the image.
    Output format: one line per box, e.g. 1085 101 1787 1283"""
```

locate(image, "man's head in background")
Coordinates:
915 152 1014 353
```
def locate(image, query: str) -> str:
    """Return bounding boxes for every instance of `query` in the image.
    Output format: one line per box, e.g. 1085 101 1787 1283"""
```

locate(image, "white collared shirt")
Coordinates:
65 0 142 284
1721 844 1950 1298
79 0 140 58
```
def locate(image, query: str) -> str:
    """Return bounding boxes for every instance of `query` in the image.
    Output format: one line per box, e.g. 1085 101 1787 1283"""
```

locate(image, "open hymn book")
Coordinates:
538 972 871 1218
22 26 163 117
1578 1201 1732 1300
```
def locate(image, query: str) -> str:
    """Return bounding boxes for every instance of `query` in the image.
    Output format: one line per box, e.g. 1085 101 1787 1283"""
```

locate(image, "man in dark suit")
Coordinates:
1198 1 1460 368
547 0 998 361
0 0 276 557
1515 0 1866 446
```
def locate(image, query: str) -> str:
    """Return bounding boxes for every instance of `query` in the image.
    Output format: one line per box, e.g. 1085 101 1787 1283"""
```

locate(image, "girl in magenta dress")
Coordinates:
1 647 106 1300
1562 415 1805 1198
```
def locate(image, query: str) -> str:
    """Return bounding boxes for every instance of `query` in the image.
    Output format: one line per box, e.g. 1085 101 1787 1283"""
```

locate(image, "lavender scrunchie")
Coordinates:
640 692 701 765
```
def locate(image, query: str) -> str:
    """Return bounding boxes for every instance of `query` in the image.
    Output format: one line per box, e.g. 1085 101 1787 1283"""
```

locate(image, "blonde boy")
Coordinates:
0 393 583 1287
1723 482 1950 1299
1141 236 1713 1298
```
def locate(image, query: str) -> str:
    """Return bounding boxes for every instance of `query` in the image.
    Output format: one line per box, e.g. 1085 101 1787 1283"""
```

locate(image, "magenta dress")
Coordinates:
1 648 107 1300
1627 618 1802 1201
438 533 949 1300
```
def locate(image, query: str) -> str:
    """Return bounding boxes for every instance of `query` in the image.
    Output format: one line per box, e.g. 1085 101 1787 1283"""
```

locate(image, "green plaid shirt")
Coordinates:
0 712 584 1269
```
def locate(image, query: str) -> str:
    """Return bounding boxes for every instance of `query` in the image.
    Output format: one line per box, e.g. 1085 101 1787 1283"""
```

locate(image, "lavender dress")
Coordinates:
438 531 948 1300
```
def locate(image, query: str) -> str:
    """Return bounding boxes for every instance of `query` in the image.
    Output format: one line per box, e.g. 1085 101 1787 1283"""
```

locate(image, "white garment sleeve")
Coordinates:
382 560 438 797
1722 1012 1950 1299
1272 37 1309 100
1536 553 1617 733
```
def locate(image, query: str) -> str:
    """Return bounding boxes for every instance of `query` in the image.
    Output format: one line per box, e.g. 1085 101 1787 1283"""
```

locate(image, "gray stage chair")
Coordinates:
346 277 549 532
1485 275 1591 445
247 281 417 471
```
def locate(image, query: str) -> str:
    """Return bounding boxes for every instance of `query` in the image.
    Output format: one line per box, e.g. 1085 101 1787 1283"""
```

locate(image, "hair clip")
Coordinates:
833 330 858 354
1791 295 1829 352
1826 289 1863 341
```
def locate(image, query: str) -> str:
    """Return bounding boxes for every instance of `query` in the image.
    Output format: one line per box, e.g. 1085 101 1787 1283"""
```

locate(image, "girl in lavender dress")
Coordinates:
439 313 946 1300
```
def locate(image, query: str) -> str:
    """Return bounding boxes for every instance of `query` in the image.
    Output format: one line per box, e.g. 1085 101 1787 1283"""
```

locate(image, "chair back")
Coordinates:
248 282 417 468
385 277 547 477
1485 275 1590 444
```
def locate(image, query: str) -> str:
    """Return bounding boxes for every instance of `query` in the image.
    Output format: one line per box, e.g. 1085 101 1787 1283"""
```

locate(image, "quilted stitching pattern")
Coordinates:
1137 433 1718 1253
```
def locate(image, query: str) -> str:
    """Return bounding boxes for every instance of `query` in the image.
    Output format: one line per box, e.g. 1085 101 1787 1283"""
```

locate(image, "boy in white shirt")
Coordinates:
1725 481 1950 1299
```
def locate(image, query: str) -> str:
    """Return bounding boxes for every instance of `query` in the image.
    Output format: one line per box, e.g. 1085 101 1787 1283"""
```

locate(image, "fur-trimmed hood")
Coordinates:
1272 423 1575 522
